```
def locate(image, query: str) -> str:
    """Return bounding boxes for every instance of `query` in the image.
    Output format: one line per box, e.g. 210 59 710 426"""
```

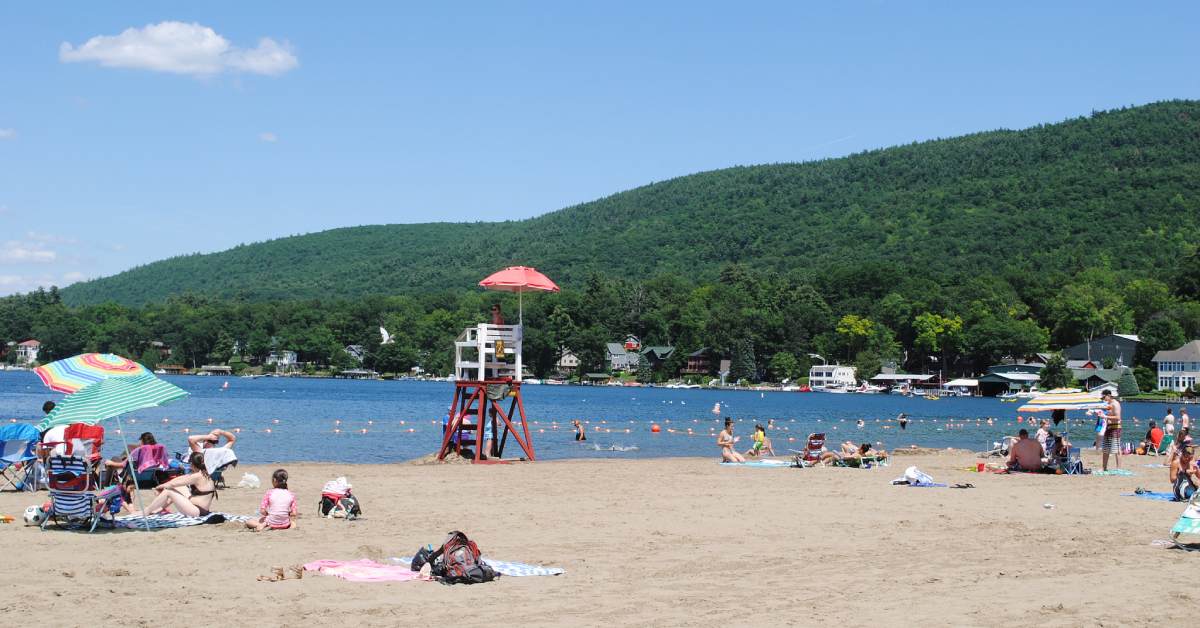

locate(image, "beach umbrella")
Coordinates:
34 353 150 394
36 373 190 531
36 373 189 431
1015 388 1108 448
478 265 560 325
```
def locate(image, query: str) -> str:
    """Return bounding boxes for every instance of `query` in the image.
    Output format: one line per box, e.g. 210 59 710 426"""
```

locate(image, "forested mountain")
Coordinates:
62 100 1200 308
5 101 1200 386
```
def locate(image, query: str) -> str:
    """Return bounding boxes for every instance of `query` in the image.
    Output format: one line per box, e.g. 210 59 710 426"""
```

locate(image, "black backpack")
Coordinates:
424 531 497 584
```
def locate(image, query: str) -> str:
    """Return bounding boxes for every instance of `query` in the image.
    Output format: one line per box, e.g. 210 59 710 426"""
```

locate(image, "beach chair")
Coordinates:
1154 435 1175 457
1063 447 1084 475
63 423 105 461
175 448 239 489
790 433 826 467
42 455 121 532
115 444 174 489
0 423 41 492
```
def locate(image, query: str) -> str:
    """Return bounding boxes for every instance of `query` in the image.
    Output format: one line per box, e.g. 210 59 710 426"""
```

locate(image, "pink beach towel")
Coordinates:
303 559 422 583
131 444 169 473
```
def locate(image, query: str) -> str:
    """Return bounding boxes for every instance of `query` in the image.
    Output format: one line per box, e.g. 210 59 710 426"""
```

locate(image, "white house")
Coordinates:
14 339 40 365
556 349 579 374
1152 340 1200 392
345 345 365 363
266 350 299 369
809 364 858 390
606 343 637 372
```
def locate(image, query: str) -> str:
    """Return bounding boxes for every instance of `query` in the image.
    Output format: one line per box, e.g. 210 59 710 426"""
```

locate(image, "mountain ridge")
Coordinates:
60 99 1200 306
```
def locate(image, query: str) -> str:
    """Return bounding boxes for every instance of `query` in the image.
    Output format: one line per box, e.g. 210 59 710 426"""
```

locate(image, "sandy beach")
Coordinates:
0 450 1193 627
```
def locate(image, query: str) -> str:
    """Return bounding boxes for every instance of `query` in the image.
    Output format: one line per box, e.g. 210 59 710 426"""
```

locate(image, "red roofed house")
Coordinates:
15 339 40 365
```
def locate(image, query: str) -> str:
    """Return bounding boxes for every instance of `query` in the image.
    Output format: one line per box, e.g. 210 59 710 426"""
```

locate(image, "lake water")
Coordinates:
0 371 1177 463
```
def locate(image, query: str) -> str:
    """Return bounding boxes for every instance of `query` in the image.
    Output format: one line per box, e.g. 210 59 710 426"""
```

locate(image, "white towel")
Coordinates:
203 447 237 474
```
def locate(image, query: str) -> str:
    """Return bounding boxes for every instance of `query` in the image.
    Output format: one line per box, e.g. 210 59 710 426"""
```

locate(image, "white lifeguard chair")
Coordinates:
438 323 536 463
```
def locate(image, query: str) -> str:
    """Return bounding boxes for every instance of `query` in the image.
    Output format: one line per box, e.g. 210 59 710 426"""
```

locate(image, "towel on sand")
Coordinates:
113 512 251 529
1093 469 1135 477
392 556 564 577
1122 491 1177 502
720 460 789 468
304 559 422 583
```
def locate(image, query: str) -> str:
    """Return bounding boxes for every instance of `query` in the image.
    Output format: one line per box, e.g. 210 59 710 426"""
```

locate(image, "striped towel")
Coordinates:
113 512 252 529
392 556 564 577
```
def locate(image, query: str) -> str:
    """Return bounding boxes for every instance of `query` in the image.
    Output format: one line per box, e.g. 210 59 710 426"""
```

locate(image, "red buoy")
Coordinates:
651 424 661 433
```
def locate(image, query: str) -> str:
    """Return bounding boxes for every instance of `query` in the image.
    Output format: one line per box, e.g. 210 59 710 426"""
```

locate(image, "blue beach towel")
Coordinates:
1122 491 1177 502
392 556 564 577
720 460 789 468
907 482 948 488
1092 469 1135 477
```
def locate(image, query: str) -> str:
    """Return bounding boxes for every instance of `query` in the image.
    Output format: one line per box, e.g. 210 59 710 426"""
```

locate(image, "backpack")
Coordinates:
319 492 362 519
427 531 497 584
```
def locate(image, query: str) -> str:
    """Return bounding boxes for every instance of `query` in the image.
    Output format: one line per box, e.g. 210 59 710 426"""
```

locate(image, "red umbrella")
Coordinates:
478 266 559 324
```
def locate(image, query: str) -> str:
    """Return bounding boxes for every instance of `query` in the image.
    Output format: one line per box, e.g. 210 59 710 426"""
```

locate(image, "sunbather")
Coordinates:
126 452 217 518
717 421 745 463
1007 429 1044 472
189 428 236 452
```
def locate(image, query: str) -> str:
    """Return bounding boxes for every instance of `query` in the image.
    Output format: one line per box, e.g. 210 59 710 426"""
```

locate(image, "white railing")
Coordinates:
454 323 523 382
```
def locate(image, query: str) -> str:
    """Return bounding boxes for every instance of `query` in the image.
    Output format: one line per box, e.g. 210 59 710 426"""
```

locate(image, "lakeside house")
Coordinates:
1069 365 1133 392
1152 340 1200 392
14 339 40 365
199 364 233 376
682 348 713 376
809 364 857 389
977 363 1042 396
345 344 365 363
1063 333 1139 367
640 346 676 371
266 350 299 370
555 349 579 375
156 364 187 375
606 343 637 371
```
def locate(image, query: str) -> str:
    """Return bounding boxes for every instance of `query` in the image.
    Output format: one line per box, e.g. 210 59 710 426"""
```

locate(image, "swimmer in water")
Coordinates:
856 419 865 429
572 419 587 441
897 413 908 430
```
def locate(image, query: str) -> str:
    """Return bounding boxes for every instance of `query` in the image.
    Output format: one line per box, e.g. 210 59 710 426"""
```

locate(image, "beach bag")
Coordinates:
319 492 362 519
429 531 497 584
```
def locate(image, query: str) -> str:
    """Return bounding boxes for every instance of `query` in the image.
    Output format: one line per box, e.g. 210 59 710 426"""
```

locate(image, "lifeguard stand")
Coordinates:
437 323 536 462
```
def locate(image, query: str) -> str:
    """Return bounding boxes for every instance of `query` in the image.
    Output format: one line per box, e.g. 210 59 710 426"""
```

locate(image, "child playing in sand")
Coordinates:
248 469 297 531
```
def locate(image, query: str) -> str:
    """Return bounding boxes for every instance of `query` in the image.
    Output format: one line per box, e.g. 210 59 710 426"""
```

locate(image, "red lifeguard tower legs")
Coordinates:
437 378 536 462
437 322 536 462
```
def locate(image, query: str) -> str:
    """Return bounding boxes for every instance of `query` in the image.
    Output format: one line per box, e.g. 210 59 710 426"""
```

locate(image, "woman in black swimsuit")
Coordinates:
126 452 217 517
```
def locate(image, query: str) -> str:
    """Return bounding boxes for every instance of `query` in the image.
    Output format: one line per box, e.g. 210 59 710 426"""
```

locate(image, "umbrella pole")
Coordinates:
116 414 151 532
518 290 523 327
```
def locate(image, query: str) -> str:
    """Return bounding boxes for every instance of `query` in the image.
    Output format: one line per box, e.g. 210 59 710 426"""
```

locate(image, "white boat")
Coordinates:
852 383 886 394
814 384 850 393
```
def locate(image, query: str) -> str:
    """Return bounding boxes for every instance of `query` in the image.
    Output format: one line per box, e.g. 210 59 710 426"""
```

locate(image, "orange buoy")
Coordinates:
651 424 661 433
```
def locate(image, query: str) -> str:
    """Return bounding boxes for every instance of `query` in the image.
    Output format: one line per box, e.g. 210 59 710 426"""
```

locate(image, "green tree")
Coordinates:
1039 354 1072 389
138 347 160 370
835 314 874 360
1138 317 1186 366
1124 279 1173 328
1133 365 1156 392
636 352 652 384
767 352 800 382
730 338 756 382
1117 370 1140 397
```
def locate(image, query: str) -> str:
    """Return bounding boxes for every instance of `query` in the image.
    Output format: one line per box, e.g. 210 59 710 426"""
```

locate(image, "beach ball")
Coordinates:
23 505 46 526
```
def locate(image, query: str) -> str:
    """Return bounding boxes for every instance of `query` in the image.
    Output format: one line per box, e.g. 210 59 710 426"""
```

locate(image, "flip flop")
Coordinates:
951 483 976 489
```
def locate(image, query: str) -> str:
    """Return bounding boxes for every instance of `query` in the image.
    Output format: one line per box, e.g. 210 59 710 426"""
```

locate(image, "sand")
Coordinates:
0 450 1194 627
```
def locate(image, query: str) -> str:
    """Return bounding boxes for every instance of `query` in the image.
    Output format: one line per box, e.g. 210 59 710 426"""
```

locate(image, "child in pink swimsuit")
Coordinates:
247 469 297 531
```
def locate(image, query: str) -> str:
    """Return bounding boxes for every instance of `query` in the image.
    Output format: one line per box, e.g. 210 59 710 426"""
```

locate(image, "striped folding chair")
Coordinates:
43 455 118 532
790 433 826 467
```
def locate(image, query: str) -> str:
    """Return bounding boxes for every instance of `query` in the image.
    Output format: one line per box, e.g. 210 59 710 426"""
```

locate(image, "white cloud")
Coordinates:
1 241 57 263
26 231 78 245
62 271 87 283
59 21 298 77
0 128 15 140
259 131 278 143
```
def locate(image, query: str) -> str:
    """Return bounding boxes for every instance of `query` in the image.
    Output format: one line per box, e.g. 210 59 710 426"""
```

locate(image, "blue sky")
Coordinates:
2 2 1198 295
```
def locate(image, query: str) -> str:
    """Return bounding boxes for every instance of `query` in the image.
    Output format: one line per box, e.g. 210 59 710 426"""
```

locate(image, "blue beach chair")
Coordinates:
0 422 41 492
1063 447 1084 475
43 455 120 532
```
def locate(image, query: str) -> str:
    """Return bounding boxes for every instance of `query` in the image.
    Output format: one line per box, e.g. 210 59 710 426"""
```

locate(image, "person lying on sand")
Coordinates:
126 452 217 518
814 442 886 465
717 421 745 463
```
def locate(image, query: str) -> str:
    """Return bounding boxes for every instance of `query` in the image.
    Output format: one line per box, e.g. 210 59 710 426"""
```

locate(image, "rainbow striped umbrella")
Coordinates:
34 353 150 394
1017 389 1108 413
36 373 189 431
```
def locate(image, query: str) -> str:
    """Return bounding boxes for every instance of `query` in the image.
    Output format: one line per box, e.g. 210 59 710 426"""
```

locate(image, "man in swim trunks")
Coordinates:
1007 429 1044 472
1100 390 1122 471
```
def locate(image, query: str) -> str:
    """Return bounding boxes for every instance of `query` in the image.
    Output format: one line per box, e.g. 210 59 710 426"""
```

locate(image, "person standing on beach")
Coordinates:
1100 390 1122 471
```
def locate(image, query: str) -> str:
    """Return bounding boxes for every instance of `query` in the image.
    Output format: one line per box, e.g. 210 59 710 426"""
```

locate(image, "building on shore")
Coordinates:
977 363 1042 396
14 339 40 365
1063 334 1139 367
1151 340 1200 392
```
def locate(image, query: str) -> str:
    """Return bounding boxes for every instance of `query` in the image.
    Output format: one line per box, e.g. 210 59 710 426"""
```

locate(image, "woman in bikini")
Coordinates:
717 421 745 463
126 452 217 517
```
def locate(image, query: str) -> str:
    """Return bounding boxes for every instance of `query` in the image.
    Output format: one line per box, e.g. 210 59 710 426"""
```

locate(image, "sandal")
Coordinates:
951 483 975 489
289 565 304 580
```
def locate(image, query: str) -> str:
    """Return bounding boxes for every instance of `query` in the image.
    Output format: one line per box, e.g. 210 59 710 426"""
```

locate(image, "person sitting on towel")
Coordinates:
1007 429 1044 472
126 452 217 518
